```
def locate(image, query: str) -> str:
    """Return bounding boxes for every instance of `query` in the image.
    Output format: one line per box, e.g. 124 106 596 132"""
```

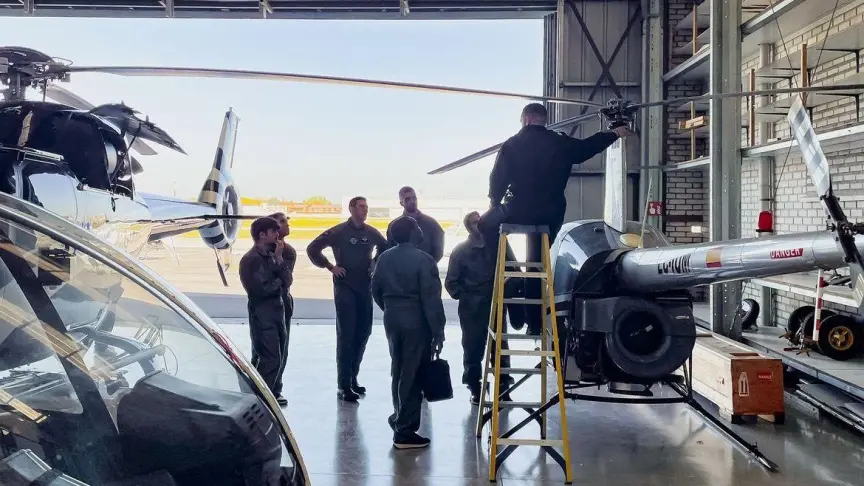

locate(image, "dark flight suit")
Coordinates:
274 241 297 398
307 220 389 390
484 125 620 334
371 243 446 441
238 245 291 393
387 212 445 262
444 236 520 390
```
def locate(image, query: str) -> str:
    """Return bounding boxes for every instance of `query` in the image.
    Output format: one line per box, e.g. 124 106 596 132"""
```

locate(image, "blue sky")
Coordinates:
5 17 543 203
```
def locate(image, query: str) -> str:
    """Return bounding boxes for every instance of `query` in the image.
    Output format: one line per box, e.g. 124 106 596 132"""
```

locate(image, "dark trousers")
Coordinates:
383 307 431 439
248 298 287 394
274 293 293 396
459 294 511 386
480 204 564 335
334 282 374 389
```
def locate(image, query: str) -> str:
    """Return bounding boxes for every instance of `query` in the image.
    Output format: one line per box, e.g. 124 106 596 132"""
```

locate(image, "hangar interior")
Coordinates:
6 1 864 484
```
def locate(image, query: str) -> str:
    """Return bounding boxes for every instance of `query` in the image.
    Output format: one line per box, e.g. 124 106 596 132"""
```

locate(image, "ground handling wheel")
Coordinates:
817 314 864 361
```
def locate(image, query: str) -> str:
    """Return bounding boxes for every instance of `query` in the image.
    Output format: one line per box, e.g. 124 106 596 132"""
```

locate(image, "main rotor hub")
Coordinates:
600 98 637 130
0 46 71 101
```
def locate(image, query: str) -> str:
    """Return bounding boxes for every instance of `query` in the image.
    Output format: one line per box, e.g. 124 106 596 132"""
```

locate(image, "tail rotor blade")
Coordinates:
787 94 864 311
787 96 831 198
427 111 599 175
62 66 603 107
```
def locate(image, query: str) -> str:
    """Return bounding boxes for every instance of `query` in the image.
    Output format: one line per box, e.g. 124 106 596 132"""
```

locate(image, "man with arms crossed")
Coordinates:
307 197 390 402
386 186 445 263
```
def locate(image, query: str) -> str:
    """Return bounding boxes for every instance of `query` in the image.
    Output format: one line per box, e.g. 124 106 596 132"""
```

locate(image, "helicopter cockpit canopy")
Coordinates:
0 192 308 485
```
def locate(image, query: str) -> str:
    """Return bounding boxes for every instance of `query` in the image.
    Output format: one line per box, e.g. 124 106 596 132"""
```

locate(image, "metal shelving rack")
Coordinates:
655 0 864 331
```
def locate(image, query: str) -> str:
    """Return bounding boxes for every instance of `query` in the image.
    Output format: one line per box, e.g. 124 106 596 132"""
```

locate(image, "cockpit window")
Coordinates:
0 217 302 485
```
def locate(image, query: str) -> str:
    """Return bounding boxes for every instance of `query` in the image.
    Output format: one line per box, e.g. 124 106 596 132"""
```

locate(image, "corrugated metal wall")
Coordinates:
544 0 643 223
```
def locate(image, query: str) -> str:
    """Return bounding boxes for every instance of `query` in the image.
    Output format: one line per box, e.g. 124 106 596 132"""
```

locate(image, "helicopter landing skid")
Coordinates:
491 357 779 474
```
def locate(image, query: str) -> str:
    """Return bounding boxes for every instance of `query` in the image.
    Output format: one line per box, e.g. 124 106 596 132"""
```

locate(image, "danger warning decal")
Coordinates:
657 254 692 274
770 248 803 259
706 248 722 268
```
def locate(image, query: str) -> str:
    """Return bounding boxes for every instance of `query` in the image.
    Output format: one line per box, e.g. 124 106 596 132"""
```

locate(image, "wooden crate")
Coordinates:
682 334 785 424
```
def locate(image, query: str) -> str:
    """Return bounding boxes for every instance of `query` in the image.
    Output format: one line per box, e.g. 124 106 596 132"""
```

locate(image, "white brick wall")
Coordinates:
666 0 709 301
736 0 864 325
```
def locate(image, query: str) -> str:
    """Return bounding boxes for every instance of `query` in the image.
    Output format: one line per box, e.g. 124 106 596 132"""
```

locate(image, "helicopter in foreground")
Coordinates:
0 191 310 485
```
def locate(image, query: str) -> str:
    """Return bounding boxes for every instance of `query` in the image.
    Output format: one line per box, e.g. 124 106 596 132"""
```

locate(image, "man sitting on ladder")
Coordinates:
480 102 632 336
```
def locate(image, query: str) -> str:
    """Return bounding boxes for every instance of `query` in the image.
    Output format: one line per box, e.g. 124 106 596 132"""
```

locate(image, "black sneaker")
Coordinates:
468 383 481 405
352 380 366 395
393 433 430 450
276 395 288 406
337 388 359 402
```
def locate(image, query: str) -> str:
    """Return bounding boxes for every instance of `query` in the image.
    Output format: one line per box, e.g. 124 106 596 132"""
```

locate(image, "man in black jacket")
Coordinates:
239 217 292 402
307 196 390 402
483 102 631 335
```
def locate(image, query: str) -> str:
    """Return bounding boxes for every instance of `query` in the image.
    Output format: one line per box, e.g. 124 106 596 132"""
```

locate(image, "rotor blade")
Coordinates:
787 94 864 312
43 84 159 156
787 96 831 198
427 112 599 175
62 66 604 107
635 84 864 109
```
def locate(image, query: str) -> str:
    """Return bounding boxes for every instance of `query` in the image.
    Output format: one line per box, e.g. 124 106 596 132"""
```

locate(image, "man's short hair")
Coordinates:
522 103 548 121
349 196 366 208
390 216 419 244
398 186 415 198
268 211 288 222
463 210 480 228
250 217 280 241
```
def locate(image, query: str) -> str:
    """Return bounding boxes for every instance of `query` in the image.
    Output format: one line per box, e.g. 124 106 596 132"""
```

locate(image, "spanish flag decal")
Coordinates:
706 249 722 268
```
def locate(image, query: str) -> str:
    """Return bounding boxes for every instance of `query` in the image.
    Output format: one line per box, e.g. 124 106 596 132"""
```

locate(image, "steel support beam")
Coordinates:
709 0 742 336
756 42 775 328
640 0 663 231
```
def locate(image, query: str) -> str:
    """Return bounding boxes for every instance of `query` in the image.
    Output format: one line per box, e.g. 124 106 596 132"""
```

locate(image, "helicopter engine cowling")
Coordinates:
197 109 241 250
550 219 697 389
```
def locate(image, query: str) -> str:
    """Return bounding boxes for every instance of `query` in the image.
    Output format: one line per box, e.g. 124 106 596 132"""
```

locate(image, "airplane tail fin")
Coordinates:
197 108 242 251
197 109 241 286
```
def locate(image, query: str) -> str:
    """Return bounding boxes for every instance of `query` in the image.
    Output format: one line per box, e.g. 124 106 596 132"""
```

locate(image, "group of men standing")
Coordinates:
238 102 629 451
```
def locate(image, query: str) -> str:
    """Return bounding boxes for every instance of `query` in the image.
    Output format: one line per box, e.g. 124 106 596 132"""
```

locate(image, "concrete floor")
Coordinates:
142 239 864 485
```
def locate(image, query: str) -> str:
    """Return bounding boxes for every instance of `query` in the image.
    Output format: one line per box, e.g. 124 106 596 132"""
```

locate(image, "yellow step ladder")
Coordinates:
475 223 572 483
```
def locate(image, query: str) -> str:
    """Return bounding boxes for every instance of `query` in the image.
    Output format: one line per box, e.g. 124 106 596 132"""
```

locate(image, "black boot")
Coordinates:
338 387 359 402
352 378 366 395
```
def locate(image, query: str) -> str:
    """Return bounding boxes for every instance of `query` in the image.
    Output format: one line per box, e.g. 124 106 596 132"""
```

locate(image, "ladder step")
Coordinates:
488 330 541 340
504 261 545 268
501 349 555 357
497 438 564 447
485 401 544 408
502 298 545 305
504 271 546 279
492 367 543 375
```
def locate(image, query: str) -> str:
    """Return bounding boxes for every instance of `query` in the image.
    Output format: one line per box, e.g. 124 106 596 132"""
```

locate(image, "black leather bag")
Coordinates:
420 353 453 402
